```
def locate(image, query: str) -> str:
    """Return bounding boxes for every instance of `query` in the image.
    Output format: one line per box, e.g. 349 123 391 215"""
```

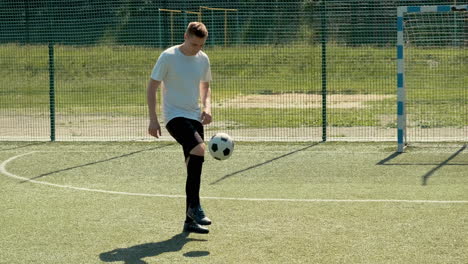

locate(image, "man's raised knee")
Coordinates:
189 143 205 156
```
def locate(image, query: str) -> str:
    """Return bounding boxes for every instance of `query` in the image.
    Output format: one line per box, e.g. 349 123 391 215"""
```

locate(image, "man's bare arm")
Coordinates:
200 82 212 125
147 79 162 137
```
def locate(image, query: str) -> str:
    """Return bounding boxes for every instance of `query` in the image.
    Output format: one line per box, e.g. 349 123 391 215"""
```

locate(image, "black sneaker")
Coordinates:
183 221 209 234
187 206 212 226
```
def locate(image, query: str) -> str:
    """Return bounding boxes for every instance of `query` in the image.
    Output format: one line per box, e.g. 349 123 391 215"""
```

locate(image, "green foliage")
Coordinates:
2 1 461 46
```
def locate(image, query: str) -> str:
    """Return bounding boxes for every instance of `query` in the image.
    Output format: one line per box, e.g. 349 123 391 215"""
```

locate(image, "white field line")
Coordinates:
1 149 387 154
1 151 467 204
0 149 432 155
2 148 465 155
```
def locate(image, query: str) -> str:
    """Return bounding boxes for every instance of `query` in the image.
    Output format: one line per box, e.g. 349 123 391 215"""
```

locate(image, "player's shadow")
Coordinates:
99 232 209 264
20 143 174 183
210 142 321 185
377 144 467 186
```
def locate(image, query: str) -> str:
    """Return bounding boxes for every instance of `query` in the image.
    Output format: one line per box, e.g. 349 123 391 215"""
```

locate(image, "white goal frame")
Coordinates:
396 4 468 152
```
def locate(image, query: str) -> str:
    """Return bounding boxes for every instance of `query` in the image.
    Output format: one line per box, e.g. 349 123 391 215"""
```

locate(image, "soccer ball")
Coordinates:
208 133 234 160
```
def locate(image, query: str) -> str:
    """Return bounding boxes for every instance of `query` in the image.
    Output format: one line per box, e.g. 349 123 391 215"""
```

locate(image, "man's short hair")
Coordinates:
186 22 208 38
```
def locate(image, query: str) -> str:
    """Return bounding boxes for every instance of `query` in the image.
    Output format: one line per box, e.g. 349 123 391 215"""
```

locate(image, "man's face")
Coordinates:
184 34 207 56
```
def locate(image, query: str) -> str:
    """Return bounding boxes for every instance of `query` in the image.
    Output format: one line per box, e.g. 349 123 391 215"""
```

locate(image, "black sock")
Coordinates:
185 154 204 222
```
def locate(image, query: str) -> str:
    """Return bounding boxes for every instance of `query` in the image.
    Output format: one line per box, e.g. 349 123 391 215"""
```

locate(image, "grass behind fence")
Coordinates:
0 44 466 128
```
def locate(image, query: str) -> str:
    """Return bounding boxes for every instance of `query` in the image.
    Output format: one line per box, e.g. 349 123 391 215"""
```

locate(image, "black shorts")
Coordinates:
166 117 204 158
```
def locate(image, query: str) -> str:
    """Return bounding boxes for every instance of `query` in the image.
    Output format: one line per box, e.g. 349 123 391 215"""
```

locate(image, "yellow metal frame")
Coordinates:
184 11 202 22
159 7 238 46
158 9 182 44
199 6 238 46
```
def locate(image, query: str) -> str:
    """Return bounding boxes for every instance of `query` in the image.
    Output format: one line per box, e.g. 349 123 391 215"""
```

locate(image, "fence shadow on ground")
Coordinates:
20 143 175 183
99 232 208 264
210 142 321 185
0 142 47 152
376 144 467 186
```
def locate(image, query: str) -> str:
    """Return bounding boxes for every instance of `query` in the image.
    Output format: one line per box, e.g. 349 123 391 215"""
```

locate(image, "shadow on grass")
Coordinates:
377 144 467 186
99 232 208 264
376 152 402 165
20 143 174 183
0 142 47 151
421 144 467 186
210 142 321 185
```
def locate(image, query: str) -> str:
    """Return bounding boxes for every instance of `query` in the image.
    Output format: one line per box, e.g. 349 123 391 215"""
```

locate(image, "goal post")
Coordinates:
199 6 239 46
397 5 468 152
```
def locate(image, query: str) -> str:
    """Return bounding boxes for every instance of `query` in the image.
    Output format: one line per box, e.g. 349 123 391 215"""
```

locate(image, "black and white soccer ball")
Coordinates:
208 133 234 160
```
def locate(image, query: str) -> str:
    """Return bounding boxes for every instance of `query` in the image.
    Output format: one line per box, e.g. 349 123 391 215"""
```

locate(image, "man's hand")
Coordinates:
148 120 161 138
201 111 212 125
147 79 161 138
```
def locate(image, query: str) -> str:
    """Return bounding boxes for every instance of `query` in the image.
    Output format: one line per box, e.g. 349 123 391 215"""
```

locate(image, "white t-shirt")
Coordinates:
150 45 212 123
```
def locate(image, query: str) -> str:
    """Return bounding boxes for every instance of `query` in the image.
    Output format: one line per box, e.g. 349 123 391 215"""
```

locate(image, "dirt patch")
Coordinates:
1 115 466 142
216 94 395 109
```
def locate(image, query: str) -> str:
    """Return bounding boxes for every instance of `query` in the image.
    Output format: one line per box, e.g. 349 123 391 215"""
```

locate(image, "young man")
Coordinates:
147 22 212 234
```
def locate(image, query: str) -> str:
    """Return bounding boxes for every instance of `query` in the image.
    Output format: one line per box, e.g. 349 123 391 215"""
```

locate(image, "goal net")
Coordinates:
397 5 467 152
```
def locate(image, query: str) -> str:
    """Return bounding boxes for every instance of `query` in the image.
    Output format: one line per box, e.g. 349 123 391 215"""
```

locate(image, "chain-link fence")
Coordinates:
0 0 466 142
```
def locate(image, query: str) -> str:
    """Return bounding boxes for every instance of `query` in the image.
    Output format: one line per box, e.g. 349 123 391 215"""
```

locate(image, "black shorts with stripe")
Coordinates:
166 117 204 158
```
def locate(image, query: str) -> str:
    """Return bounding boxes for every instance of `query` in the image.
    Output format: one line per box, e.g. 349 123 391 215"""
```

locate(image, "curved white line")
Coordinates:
0 152 186 198
1 152 467 204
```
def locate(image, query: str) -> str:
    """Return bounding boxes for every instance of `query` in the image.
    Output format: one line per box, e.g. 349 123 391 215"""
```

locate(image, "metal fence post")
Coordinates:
321 1 327 142
48 42 56 141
